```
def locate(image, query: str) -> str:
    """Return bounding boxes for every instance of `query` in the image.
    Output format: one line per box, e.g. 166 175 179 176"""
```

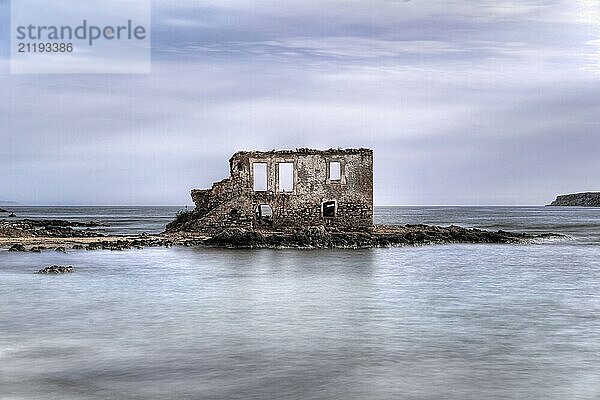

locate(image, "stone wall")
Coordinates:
186 148 373 233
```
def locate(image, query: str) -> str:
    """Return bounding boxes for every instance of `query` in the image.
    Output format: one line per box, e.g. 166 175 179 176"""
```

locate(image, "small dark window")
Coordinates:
322 201 336 218
329 161 341 181
255 204 273 227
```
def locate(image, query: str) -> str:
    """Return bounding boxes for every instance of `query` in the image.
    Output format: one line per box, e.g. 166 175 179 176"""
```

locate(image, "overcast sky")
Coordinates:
1 0 600 205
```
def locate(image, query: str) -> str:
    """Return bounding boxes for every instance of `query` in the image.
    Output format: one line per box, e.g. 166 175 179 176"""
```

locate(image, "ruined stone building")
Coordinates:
188 148 373 232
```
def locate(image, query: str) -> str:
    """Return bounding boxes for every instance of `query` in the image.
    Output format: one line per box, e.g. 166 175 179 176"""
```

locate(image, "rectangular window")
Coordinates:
278 163 294 192
329 161 341 181
253 163 267 191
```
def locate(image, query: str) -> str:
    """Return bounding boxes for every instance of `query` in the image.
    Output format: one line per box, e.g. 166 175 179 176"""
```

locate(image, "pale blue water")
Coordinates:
1 207 600 399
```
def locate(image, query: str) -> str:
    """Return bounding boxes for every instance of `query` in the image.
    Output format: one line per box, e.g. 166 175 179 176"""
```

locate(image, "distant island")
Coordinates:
548 192 600 207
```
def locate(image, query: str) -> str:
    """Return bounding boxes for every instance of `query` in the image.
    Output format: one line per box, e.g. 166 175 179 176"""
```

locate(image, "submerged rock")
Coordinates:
8 213 16 218
37 265 73 274
86 221 107 227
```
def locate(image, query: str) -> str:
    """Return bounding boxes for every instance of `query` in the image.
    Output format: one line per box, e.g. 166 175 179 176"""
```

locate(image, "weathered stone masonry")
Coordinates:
188 149 373 233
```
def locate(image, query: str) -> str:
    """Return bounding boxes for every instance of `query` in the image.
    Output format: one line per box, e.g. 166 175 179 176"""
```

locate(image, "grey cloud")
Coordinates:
1 0 599 205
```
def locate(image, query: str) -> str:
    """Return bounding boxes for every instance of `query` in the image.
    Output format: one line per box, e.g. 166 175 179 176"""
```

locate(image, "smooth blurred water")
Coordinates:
1 207 600 399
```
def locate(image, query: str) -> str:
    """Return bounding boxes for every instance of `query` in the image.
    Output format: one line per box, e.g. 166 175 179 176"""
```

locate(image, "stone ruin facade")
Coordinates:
188 148 373 233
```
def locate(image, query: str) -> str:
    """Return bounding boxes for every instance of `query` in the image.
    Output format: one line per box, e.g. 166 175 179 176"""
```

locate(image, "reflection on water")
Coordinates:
1 241 600 399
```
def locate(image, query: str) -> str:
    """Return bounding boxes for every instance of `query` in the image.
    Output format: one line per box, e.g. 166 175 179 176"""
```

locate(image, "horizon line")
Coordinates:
3 204 549 207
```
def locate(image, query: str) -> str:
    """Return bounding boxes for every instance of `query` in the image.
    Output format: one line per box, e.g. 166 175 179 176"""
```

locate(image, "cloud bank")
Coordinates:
1 0 599 205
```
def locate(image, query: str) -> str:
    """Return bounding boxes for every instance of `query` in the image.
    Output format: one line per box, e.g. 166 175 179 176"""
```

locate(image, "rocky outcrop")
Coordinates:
0 208 7 213
8 244 27 252
549 192 600 207
1 217 564 252
0 219 104 238
202 225 562 249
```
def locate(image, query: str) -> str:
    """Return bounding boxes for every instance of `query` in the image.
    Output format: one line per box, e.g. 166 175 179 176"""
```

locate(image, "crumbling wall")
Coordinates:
183 148 373 233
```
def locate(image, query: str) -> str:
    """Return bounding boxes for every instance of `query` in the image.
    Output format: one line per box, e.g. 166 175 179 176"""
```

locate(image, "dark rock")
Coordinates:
86 242 102 251
55 247 66 253
30 246 42 253
204 228 266 248
199 224 563 249
165 210 196 232
0 219 105 238
0 208 7 213
37 265 73 274
8 244 27 252
549 192 600 207
8 213 16 218
72 245 84 250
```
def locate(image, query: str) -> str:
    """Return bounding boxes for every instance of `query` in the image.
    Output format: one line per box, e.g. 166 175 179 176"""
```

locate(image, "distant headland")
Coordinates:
548 192 600 207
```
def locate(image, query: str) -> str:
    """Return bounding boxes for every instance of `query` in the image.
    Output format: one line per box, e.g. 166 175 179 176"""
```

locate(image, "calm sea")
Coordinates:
1 206 599 399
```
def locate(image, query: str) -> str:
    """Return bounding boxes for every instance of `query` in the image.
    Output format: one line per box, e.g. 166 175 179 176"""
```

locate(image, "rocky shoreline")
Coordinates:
202 225 558 249
0 218 564 252
0 219 105 238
